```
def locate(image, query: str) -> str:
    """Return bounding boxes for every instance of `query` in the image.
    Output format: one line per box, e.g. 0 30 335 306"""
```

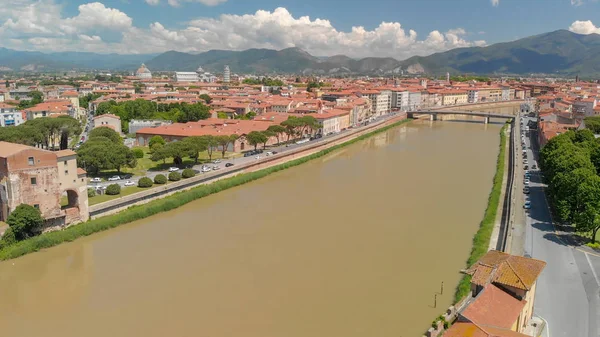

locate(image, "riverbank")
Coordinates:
0 118 412 261
453 123 509 303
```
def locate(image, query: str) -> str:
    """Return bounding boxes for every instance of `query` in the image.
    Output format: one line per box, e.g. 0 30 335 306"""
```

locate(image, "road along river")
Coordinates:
0 119 503 337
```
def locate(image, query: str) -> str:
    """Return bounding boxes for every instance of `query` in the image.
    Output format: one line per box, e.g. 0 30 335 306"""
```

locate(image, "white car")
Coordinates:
168 167 179 172
255 155 261 160
212 166 220 171
212 159 221 164
90 177 102 183
202 166 211 173
265 151 273 156
124 180 135 187
108 176 121 181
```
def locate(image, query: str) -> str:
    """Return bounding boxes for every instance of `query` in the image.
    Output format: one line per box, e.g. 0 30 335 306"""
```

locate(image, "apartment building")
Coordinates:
128 119 173 134
0 103 24 127
441 90 468 105
175 72 199 82
93 114 123 135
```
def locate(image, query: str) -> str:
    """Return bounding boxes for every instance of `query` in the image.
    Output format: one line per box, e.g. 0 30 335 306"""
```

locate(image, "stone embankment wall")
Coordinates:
89 113 408 219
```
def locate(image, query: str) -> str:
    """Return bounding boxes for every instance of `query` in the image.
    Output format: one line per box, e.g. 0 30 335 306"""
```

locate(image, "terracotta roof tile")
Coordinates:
461 285 526 329
445 322 530 337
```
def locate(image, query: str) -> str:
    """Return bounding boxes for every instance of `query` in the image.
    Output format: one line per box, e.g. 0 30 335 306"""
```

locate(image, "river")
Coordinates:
0 117 505 337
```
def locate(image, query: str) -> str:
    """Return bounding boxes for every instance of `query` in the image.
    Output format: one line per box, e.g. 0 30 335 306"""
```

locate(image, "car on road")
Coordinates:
124 180 135 186
265 151 273 156
255 155 261 160
90 177 102 183
202 166 211 173
523 187 530 194
532 164 537 170
212 159 221 164
523 201 532 209
225 163 234 167
168 167 179 172
524 165 529 170
212 166 220 171
108 175 121 181
524 180 530 186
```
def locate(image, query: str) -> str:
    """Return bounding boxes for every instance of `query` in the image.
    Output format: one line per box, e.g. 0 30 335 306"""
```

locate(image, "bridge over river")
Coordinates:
407 110 516 124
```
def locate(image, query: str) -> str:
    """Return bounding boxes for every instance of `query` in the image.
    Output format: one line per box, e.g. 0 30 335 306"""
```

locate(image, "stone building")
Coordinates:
93 114 123 136
0 143 88 229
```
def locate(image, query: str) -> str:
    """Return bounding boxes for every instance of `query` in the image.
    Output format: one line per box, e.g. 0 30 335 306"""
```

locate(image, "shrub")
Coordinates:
6 204 44 240
0 227 17 249
154 174 167 185
87 188 96 198
182 168 195 179
132 148 144 158
138 177 153 188
168 172 181 181
106 183 121 195
586 242 600 250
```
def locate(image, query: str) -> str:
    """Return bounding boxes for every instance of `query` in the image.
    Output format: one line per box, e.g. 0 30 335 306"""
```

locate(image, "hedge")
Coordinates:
106 184 121 195
182 169 195 179
138 177 153 188
132 148 144 159
154 174 167 185
168 172 181 181
453 123 508 303
0 118 411 261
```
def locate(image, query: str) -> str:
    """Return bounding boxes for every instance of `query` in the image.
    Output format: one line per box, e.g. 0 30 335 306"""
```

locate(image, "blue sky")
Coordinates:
2 0 600 58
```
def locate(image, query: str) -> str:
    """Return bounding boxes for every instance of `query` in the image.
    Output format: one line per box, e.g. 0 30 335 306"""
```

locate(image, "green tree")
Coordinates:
246 131 267 151
215 135 238 158
574 175 600 242
106 184 121 195
182 168 195 178
7 204 44 240
138 177 153 188
281 117 301 142
168 172 181 181
203 135 218 161
199 94 212 104
148 135 166 151
89 126 122 144
76 138 136 174
261 130 274 149
154 174 167 184
267 125 286 144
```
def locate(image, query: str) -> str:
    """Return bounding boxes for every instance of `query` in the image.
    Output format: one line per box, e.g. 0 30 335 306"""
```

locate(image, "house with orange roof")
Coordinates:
93 114 123 136
24 100 74 120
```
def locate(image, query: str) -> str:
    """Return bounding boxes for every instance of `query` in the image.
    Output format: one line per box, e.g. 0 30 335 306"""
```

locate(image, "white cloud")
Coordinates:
0 3 487 59
146 0 227 6
491 0 499 6
571 0 584 6
569 20 600 34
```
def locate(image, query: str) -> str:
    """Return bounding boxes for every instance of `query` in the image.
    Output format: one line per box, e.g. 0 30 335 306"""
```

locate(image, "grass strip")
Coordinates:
453 123 508 303
0 118 411 261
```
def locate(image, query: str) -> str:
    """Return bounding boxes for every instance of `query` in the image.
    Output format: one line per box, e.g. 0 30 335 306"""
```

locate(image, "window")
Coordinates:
33 204 39 209
30 177 37 185
64 160 67 165
65 170 68 175
28 157 34 165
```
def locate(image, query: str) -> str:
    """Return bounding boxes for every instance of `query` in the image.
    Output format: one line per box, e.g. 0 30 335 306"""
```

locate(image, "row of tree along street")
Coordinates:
540 128 600 242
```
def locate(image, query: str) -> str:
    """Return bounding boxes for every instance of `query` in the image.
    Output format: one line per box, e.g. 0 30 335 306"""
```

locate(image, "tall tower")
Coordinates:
223 65 231 83
446 72 450 83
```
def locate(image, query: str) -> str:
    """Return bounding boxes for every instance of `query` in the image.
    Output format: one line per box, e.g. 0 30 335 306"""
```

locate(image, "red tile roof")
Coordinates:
461 285 526 329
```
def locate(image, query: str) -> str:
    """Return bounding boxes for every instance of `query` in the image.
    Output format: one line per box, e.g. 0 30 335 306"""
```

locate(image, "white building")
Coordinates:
223 65 231 83
175 72 199 82
0 104 23 127
136 64 152 80
374 92 391 117
129 119 173 134
391 90 409 111
468 89 480 103
408 91 422 111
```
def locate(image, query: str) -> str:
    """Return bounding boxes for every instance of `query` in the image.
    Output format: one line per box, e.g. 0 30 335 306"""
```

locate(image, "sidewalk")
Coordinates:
523 316 548 337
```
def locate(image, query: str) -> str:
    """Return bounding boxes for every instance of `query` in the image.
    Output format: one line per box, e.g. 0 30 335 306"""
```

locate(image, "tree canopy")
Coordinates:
0 116 81 150
7 204 44 240
77 127 135 174
242 77 285 86
541 129 600 241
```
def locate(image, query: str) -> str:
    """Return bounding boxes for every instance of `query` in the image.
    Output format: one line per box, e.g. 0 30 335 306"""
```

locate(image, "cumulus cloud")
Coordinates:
0 2 487 58
571 0 584 6
569 20 600 34
146 0 227 6
491 0 499 6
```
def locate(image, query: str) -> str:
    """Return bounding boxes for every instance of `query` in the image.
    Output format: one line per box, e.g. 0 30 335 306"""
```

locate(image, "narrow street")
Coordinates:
514 115 600 337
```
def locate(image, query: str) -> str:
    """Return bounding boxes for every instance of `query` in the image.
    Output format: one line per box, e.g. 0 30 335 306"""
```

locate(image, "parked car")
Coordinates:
523 188 530 194
271 151 278 155
225 163 234 167
90 177 102 183
212 159 221 164
524 180 530 186
124 180 135 186
265 151 273 156
108 175 121 181
523 201 532 209
202 166 211 173
168 167 179 172
212 166 220 171
532 164 537 170
255 155 261 160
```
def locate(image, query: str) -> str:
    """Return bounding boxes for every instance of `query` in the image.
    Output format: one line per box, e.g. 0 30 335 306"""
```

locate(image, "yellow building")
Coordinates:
441 90 468 105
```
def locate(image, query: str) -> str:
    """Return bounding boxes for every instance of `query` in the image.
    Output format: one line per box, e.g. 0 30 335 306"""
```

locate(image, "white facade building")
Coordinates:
408 91 422 111
175 72 199 82
0 104 23 127
374 92 391 117
223 65 231 83
392 90 409 111
468 89 480 103
136 64 152 80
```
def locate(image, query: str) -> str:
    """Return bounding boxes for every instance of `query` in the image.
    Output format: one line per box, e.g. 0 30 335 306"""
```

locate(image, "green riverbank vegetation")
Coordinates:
453 123 508 303
0 118 411 261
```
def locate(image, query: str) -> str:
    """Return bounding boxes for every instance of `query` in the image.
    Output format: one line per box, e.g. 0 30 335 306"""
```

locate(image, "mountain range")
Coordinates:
0 30 599 76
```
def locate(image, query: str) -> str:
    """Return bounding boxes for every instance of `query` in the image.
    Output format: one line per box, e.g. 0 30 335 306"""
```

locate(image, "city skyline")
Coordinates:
1 0 600 58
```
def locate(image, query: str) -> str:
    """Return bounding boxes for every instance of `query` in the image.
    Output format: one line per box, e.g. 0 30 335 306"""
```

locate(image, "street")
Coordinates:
516 115 600 337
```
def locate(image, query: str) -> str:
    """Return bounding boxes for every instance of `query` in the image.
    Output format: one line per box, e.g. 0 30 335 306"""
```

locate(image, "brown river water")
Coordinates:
0 111 510 336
